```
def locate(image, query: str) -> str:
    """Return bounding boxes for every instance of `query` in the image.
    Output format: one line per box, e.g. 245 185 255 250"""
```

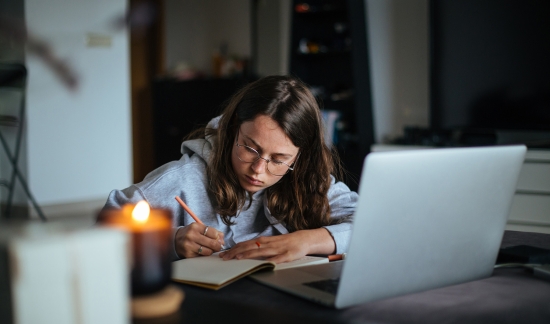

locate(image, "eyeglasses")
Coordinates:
235 132 299 176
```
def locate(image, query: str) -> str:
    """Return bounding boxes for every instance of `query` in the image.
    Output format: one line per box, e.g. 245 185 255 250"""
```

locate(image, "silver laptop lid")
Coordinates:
335 145 526 308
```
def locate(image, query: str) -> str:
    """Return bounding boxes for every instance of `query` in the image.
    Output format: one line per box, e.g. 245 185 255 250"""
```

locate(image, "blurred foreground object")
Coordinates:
0 221 130 324
130 285 184 319
0 2 158 92
0 15 78 91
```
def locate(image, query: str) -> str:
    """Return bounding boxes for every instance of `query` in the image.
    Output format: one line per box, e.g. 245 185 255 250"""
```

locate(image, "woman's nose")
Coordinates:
250 157 268 174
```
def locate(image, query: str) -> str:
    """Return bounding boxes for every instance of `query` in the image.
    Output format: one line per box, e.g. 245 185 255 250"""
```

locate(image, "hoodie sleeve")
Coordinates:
103 185 146 209
101 143 214 262
322 176 358 254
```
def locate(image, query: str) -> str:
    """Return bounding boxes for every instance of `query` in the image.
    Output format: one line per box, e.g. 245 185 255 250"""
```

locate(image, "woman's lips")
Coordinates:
245 175 262 185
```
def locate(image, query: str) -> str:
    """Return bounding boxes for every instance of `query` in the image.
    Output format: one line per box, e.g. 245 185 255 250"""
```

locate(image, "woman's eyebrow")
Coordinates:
242 134 294 158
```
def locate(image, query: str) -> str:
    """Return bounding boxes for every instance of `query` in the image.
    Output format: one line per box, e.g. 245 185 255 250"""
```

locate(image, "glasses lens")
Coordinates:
267 161 290 176
237 144 260 162
236 144 290 176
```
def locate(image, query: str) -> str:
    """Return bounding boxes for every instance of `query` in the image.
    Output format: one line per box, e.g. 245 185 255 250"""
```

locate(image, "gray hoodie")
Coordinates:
103 117 358 261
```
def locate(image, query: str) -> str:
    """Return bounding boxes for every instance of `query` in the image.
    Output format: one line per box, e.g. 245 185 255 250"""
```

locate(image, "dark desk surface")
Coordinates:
138 231 550 324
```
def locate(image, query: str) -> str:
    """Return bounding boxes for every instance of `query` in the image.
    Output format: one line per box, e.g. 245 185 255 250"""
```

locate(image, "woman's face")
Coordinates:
231 115 300 194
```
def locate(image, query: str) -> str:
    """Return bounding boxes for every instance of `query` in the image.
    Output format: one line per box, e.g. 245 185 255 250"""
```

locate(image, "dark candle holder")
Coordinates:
130 222 171 295
98 205 172 296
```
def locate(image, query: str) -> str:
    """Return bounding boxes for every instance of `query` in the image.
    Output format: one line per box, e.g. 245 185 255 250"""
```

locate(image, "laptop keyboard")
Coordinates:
303 278 340 295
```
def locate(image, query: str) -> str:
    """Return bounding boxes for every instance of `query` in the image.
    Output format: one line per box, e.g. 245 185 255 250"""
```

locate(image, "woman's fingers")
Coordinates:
201 224 225 246
219 239 257 260
193 224 224 253
220 241 261 260
193 242 216 256
175 223 225 258
219 233 312 263
220 237 287 262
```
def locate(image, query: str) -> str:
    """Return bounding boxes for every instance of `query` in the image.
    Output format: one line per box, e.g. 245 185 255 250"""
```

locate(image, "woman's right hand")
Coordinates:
175 223 225 258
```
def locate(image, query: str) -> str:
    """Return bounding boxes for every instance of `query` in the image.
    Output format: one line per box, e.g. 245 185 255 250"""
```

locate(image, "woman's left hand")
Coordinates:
219 228 336 264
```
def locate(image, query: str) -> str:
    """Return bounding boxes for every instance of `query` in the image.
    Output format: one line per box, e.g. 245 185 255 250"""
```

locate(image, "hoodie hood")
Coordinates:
179 115 222 162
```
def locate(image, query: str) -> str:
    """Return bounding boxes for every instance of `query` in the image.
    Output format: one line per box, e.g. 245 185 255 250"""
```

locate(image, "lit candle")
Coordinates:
99 201 172 295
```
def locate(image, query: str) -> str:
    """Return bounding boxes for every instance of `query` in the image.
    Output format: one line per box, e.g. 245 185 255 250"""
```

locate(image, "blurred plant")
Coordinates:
0 14 78 90
0 1 158 91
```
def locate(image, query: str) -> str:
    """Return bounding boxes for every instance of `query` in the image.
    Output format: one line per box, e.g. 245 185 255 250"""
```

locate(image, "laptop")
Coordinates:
250 145 526 308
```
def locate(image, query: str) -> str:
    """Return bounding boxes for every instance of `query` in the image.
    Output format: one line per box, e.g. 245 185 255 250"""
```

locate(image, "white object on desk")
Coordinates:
0 222 130 324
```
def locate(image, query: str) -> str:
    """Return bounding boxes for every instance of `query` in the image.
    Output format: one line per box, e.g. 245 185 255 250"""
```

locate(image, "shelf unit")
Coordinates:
289 0 374 191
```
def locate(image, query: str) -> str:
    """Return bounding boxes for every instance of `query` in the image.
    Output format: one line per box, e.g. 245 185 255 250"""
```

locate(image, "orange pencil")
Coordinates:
175 196 203 224
175 196 225 249
328 254 346 261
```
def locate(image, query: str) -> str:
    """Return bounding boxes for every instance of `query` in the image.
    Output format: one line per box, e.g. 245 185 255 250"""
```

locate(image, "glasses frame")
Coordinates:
235 132 299 176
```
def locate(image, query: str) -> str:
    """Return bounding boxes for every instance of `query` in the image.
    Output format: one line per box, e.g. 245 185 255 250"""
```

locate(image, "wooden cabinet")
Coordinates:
151 78 249 168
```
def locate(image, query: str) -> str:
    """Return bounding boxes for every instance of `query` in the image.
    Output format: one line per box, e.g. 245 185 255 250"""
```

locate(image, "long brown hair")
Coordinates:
193 75 343 231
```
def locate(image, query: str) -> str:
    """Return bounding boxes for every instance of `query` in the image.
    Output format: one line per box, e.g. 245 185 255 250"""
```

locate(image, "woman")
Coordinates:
103 75 358 263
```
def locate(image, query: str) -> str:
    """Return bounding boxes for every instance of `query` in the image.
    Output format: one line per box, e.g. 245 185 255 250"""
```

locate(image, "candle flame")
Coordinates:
132 201 150 222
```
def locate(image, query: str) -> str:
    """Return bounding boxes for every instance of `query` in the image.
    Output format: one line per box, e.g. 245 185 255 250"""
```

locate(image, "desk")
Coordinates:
143 231 550 324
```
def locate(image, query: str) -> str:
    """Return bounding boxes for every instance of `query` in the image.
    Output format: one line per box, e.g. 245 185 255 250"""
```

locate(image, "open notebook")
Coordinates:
171 253 328 290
